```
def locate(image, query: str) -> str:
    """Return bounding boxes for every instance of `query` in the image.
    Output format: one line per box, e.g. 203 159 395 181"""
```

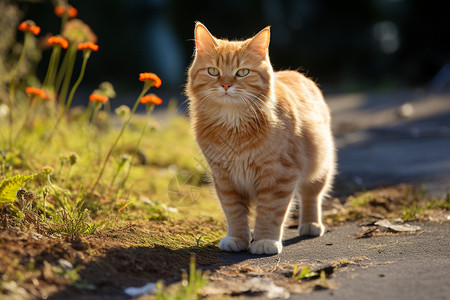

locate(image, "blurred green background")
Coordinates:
10 0 450 106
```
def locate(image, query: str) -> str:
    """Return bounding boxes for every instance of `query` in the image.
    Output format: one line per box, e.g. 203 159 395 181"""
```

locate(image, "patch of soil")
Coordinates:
0 219 223 299
322 184 449 225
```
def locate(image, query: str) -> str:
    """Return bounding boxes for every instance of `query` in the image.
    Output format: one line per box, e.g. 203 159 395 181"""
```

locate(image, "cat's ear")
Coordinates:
194 22 217 55
247 26 271 56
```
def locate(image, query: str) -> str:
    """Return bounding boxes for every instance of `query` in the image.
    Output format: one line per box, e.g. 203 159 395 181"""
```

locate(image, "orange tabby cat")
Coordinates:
186 22 335 255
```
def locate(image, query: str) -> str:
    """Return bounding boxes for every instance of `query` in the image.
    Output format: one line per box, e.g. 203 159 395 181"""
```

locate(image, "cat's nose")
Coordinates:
221 83 232 91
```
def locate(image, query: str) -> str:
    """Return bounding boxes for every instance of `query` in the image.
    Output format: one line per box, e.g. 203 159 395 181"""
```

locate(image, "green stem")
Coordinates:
12 95 35 144
109 168 121 192
90 102 102 127
47 52 89 142
108 155 128 193
9 33 30 101
65 51 89 111
66 165 73 183
7 31 31 149
55 47 70 94
57 160 65 182
60 14 68 34
89 83 151 194
43 192 47 222
46 174 58 191
43 46 61 89
121 104 154 193
58 44 77 106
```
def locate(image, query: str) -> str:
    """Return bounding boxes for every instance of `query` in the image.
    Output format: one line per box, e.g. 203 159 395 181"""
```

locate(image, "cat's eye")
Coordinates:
208 67 220 76
236 68 250 77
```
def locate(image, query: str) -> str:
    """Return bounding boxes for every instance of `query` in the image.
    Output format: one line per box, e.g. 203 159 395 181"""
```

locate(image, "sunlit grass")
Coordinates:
0 105 223 241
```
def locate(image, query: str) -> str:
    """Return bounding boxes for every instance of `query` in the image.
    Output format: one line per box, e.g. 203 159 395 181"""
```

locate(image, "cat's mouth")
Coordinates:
219 93 240 103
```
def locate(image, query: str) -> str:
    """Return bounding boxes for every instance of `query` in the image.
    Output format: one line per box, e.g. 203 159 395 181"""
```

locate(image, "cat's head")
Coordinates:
186 22 274 112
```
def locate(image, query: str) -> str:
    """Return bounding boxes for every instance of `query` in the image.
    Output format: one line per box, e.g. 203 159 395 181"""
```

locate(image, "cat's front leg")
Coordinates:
250 188 294 255
214 180 251 252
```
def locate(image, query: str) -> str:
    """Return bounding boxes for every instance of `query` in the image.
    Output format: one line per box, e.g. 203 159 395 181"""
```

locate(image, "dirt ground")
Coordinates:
0 219 224 299
1 184 448 299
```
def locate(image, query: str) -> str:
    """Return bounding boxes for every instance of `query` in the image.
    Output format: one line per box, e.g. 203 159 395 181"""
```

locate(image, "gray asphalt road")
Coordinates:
216 91 450 299
329 91 450 195
219 222 449 300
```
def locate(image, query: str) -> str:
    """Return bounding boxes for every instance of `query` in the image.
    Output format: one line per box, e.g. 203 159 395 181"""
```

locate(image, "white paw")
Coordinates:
249 239 282 255
298 222 325 237
219 236 250 252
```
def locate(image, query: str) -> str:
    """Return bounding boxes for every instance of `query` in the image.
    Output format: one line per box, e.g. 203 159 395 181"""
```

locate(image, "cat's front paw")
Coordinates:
298 222 325 237
249 239 282 255
219 236 250 252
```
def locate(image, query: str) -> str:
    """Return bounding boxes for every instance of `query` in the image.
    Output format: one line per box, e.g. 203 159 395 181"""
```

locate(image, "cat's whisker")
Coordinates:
194 89 221 117
235 88 271 106
237 95 259 121
236 99 266 130
236 95 268 135
191 93 214 118
235 90 272 116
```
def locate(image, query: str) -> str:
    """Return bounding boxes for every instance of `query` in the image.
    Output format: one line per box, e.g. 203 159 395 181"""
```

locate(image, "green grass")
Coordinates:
348 192 374 207
0 4 219 239
427 192 450 210
0 109 222 240
0 2 221 256
292 265 318 281
402 201 423 221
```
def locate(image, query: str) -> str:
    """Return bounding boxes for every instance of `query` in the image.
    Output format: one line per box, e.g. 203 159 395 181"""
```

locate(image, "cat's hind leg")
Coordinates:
297 174 331 237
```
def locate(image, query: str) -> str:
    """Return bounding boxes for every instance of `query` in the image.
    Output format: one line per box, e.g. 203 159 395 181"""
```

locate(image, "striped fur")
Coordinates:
186 23 335 255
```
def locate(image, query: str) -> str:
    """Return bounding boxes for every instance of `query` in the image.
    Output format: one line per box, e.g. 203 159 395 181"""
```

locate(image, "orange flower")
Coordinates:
48 36 69 49
30 26 40 35
18 21 40 36
55 5 78 18
25 87 48 100
139 72 162 88
140 94 162 105
18 22 28 31
78 42 99 52
89 94 108 103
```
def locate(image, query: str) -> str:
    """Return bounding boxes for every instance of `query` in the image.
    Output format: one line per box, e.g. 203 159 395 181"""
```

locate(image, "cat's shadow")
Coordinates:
282 235 315 247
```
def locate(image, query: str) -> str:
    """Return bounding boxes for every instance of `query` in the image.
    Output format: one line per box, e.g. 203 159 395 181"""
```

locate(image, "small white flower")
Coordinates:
0 104 9 118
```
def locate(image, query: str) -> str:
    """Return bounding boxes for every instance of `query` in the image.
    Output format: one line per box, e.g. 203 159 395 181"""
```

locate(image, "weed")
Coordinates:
348 192 374 207
427 191 450 210
292 265 318 281
0 174 35 203
402 201 423 221
155 255 208 300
